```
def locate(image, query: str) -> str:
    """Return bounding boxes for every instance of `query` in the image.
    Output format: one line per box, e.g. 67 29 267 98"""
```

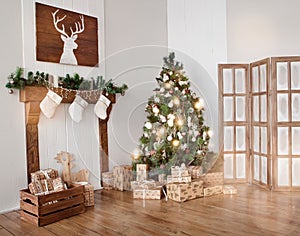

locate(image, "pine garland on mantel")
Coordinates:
5 67 128 95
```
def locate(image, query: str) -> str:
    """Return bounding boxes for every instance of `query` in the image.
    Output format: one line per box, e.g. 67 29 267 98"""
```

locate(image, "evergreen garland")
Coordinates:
5 67 128 95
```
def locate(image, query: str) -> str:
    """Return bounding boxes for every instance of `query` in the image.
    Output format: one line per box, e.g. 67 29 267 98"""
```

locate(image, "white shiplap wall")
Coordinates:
22 0 105 189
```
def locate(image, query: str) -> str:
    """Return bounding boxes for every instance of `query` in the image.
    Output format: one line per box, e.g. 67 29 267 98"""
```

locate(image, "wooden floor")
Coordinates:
1 184 300 235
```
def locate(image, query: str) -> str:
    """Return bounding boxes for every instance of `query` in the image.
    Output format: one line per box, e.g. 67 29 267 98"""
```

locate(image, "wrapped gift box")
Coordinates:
136 164 148 181
31 168 59 182
223 185 237 195
131 179 158 190
113 165 133 191
171 164 189 177
133 187 163 200
102 172 114 190
29 177 65 196
199 172 224 187
167 180 203 202
204 185 223 197
187 165 202 179
84 184 94 206
167 175 191 184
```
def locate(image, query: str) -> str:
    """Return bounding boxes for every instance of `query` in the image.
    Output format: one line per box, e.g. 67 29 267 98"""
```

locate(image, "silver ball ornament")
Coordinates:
8 89 14 94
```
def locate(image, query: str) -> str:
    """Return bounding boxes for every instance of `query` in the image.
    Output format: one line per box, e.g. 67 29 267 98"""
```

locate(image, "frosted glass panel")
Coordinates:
292 159 300 186
236 126 246 151
261 156 267 184
254 155 260 181
252 67 259 92
223 97 233 121
292 127 300 155
260 64 267 92
235 69 245 94
277 94 289 122
261 127 267 154
278 158 289 186
291 62 300 89
236 154 245 178
236 97 245 121
253 126 260 152
224 154 233 178
278 127 289 155
253 96 259 122
224 126 234 151
277 62 288 90
223 69 233 94
260 95 267 122
292 94 300 121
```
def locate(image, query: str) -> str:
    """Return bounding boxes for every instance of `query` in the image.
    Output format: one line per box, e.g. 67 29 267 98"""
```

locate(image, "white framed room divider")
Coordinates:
219 56 300 191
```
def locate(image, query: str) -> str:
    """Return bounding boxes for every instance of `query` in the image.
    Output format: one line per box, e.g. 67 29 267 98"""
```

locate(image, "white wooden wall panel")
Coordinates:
22 0 104 189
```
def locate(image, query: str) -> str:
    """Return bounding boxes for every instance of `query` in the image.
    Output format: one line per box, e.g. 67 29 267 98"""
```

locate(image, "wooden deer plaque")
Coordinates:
36 3 99 67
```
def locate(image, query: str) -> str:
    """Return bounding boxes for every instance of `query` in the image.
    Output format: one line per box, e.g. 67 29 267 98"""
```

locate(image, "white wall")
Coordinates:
104 0 168 168
227 0 300 62
167 0 227 152
0 0 26 214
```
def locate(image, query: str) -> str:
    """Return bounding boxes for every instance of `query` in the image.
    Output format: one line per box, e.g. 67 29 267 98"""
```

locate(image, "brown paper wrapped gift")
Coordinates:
187 165 202 179
113 165 133 191
199 172 224 187
136 164 148 181
167 180 203 202
223 185 237 195
133 187 163 200
102 172 114 190
131 179 158 190
204 185 223 197
171 164 189 177
31 168 59 182
167 175 192 184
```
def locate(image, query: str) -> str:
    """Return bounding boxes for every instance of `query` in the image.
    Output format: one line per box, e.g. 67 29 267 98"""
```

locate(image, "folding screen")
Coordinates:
250 58 271 189
272 57 300 191
218 64 249 183
219 56 300 191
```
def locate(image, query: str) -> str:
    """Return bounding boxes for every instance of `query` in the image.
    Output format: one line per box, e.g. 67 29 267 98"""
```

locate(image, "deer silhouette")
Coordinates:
51 9 85 65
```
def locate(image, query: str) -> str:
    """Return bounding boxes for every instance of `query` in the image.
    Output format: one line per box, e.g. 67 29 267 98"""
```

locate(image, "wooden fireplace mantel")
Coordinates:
20 86 115 184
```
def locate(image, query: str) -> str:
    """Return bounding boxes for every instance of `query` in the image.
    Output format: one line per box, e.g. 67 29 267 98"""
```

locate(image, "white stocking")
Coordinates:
94 94 111 120
69 95 88 123
40 90 62 119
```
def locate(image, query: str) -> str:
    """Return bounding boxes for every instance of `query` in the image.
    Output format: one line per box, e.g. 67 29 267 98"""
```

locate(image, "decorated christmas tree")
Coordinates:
133 52 212 173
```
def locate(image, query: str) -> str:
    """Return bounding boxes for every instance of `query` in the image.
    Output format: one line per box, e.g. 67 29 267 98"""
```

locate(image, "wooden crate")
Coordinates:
20 185 85 226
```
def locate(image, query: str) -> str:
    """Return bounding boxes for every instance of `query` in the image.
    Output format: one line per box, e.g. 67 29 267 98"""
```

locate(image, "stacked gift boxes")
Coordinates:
29 168 65 195
113 165 133 191
166 164 205 202
198 172 225 197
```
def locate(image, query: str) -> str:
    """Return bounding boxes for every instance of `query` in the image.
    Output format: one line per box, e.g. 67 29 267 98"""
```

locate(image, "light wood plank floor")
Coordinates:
1 184 300 235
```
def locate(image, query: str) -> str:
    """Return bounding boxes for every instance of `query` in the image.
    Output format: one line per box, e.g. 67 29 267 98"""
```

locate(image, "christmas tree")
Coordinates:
133 52 212 173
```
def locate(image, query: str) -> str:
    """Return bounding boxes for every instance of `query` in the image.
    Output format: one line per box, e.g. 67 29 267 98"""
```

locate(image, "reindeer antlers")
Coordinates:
70 15 85 38
51 9 68 37
52 9 85 38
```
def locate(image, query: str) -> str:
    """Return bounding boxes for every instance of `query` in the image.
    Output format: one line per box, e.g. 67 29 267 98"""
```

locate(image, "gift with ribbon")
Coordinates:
171 163 189 177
